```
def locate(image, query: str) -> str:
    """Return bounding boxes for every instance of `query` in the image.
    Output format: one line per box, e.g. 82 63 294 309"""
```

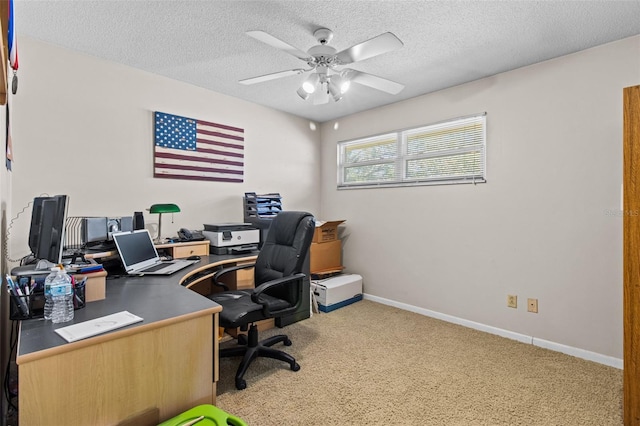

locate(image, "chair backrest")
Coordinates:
254 211 315 303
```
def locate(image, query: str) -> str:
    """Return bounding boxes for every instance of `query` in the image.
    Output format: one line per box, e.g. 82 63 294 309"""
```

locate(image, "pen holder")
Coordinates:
8 289 45 320
8 283 86 319
73 279 86 310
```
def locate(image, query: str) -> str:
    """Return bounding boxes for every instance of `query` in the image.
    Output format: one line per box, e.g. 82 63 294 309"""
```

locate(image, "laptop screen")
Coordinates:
112 230 160 271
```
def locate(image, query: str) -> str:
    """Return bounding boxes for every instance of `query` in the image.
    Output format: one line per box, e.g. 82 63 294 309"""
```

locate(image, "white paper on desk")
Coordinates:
54 311 143 343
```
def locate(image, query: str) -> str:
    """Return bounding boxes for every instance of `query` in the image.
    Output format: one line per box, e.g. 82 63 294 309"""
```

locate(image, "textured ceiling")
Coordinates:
14 0 640 123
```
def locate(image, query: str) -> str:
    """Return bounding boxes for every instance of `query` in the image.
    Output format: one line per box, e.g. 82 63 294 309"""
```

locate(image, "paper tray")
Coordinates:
54 311 143 342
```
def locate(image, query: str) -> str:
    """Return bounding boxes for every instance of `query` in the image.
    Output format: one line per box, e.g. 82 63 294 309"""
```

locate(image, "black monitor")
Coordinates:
28 195 69 267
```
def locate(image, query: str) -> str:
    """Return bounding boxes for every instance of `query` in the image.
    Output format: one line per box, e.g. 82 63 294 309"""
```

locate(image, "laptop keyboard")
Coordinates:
139 262 173 272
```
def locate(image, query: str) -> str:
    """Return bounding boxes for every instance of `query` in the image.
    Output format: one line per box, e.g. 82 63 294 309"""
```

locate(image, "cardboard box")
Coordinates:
311 274 363 313
310 240 342 274
313 220 345 243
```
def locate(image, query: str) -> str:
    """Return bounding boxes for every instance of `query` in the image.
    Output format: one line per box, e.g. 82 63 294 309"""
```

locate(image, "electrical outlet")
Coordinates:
527 298 538 313
507 295 517 308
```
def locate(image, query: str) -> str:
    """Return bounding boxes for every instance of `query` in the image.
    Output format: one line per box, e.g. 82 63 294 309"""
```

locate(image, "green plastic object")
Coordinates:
158 404 248 426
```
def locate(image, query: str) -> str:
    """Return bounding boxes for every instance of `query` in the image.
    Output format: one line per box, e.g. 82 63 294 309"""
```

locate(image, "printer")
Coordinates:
202 223 260 255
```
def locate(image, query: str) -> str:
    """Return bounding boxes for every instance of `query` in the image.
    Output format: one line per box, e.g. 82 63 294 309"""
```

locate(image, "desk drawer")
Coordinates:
172 243 209 258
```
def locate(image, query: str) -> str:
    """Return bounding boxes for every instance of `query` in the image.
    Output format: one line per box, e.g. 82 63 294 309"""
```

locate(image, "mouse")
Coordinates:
186 255 201 261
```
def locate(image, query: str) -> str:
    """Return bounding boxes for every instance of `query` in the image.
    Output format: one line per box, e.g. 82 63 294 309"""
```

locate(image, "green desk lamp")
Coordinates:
148 203 180 243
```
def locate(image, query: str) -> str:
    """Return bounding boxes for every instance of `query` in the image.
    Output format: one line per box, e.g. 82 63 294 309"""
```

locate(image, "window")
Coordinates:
337 113 486 188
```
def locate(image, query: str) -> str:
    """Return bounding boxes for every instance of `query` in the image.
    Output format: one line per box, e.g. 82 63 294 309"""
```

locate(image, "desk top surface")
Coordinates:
16 253 258 363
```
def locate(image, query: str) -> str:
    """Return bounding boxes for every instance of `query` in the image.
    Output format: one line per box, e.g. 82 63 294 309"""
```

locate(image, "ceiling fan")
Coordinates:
239 28 405 104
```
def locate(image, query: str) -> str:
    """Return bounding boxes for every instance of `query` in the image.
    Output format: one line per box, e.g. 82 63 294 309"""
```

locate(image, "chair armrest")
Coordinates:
251 273 306 316
212 263 256 291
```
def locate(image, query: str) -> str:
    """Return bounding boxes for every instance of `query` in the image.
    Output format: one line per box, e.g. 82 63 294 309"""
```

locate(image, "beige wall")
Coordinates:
8 37 321 264
1 79 10 420
319 35 640 360
7 34 639 362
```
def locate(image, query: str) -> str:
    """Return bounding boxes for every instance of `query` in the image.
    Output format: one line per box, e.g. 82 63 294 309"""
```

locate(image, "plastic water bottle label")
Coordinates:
50 284 71 297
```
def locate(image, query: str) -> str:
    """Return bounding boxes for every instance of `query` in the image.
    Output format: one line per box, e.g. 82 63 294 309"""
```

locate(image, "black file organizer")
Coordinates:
243 192 282 220
243 192 281 249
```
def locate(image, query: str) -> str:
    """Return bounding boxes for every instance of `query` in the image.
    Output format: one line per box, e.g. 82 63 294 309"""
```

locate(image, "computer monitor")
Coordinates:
28 195 69 267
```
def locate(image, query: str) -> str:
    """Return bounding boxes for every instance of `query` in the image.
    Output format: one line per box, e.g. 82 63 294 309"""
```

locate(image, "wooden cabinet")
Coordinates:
17 279 220 425
623 84 640 426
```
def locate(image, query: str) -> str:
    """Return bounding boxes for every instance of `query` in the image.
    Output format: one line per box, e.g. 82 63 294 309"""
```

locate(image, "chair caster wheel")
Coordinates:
235 379 247 390
291 362 300 372
284 338 292 346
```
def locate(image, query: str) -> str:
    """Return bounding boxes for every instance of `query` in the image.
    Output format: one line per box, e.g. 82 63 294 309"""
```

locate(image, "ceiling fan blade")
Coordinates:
246 31 312 61
342 69 405 94
335 32 403 65
239 68 307 85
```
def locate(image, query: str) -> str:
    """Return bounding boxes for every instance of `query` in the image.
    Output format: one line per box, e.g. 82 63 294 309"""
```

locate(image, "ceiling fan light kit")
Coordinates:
302 73 319 94
328 81 344 102
296 87 311 101
328 75 350 102
296 86 311 100
241 27 405 105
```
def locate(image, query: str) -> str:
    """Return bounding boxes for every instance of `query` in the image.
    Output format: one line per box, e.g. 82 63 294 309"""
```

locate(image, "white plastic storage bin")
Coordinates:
311 274 363 313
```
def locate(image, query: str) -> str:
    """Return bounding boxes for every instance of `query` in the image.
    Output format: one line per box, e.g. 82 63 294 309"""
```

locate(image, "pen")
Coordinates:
181 416 204 426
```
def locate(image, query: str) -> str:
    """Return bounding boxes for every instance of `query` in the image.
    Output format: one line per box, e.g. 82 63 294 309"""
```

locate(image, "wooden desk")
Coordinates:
179 253 257 293
16 254 256 426
83 240 211 261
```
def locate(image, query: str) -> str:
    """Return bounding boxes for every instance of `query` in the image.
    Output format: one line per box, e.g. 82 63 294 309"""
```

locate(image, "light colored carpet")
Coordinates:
215 300 622 425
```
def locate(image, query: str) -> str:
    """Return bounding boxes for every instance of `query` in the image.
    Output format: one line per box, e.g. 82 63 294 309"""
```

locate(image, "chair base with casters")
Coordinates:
222 323 300 390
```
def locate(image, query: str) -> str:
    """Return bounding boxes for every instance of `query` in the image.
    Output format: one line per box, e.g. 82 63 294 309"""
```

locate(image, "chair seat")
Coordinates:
209 290 292 328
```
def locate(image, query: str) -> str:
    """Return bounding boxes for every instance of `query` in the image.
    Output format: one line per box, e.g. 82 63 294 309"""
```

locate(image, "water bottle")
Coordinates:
43 266 74 323
43 267 58 320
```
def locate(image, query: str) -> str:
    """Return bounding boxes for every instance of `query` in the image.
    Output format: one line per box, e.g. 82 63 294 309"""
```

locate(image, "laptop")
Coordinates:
112 229 198 275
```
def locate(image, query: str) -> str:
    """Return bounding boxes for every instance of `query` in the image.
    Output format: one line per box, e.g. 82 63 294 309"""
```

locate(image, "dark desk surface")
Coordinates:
17 253 259 361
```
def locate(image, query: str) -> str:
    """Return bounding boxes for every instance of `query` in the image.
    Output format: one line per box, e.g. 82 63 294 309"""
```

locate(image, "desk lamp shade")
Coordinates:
149 204 180 242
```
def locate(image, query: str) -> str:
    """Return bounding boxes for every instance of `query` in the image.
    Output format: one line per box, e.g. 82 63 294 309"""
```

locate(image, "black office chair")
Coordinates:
209 211 315 390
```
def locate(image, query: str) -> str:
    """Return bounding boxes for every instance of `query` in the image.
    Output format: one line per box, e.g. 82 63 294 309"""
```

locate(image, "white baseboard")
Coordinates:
363 294 623 369
532 337 623 369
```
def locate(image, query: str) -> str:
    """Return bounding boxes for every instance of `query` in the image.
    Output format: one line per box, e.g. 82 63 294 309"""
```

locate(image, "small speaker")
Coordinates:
133 211 145 230
82 217 108 243
120 216 133 232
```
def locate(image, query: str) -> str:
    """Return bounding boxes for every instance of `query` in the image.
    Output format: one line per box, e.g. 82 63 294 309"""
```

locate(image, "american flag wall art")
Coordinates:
154 111 244 183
